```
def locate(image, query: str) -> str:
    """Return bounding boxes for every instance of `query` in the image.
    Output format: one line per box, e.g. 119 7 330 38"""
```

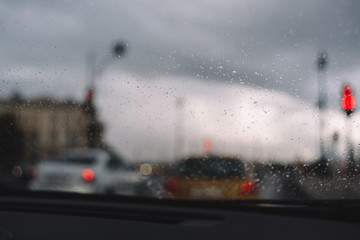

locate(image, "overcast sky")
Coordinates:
1 0 360 162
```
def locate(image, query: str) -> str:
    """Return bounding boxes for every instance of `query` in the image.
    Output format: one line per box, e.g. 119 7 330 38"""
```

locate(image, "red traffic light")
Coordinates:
343 85 353 96
341 84 356 113
341 95 356 111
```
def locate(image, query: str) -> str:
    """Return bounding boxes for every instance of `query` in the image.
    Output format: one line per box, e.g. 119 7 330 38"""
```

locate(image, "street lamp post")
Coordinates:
85 41 127 102
316 51 328 168
84 41 127 148
173 97 185 160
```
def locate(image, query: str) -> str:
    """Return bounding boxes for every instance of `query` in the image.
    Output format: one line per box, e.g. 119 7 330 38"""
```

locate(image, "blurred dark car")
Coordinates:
164 155 258 200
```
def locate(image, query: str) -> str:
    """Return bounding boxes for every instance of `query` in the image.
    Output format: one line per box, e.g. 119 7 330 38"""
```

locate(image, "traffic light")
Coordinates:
341 84 356 116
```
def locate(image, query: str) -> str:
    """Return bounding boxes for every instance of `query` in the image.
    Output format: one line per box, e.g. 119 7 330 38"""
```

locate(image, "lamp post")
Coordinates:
84 41 127 148
85 41 127 103
173 97 185 160
316 51 328 167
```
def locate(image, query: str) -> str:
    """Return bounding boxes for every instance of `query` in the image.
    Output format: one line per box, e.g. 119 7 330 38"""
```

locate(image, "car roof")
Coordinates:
47 148 109 162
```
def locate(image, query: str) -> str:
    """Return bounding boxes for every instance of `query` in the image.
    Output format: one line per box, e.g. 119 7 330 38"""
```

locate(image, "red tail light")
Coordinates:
82 168 95 181
166 178 179 192
240 180 255 194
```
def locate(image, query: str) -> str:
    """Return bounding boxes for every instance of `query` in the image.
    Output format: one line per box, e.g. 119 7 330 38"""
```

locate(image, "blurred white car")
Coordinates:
29 148 143 195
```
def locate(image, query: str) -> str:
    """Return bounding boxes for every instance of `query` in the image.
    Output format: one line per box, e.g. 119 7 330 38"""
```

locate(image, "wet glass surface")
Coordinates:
1 0 360 200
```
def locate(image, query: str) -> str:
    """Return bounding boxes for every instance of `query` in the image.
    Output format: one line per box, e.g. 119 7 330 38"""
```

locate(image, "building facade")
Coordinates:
0 97 103 161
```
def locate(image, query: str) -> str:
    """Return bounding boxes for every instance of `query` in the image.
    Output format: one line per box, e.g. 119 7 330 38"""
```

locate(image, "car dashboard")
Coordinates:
0 192 359 240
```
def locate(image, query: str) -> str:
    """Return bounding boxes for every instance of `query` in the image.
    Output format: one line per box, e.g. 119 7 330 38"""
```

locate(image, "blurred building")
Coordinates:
0 95 104 161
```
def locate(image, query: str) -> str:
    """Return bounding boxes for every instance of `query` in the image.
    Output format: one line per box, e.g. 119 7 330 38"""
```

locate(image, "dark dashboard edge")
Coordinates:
0 190 359 225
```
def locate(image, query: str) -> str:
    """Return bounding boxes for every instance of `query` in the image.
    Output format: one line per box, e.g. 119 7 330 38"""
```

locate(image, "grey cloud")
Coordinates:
2 0 360 97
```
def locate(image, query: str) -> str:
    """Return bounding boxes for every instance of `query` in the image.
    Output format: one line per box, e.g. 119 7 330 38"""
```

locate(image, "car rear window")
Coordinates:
175 157 245 178
52 156 96 165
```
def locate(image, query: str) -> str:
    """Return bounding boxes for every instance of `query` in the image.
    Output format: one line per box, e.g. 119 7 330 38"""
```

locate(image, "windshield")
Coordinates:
1 0 360 200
